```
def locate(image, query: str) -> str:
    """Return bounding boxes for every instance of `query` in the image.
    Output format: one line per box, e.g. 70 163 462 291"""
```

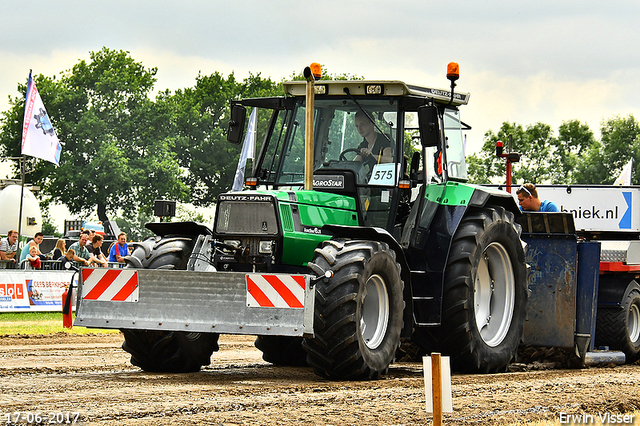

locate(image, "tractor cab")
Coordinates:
229 80 470 234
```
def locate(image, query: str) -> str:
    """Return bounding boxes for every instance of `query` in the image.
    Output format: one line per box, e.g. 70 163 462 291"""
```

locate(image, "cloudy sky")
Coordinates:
2 0 640 157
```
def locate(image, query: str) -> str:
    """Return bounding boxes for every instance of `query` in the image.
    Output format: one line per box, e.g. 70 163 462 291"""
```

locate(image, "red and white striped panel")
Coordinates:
246 274 305 308
81 268 139 302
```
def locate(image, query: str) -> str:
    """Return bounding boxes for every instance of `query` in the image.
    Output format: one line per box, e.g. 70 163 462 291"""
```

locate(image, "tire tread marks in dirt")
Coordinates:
303 239 404 380
440 206 527 373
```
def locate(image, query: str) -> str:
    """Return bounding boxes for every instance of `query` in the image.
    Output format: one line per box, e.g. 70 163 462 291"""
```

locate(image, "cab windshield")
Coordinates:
261 99 399 187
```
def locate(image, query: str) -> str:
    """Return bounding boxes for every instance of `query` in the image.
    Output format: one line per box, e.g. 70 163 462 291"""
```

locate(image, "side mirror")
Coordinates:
227 104 247 145
418 104 440 147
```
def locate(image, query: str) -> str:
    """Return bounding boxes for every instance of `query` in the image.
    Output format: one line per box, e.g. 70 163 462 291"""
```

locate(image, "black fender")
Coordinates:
403 185 522 326
599 275 639 308
468 186 522 217
145 221 213 239
321 224 413 338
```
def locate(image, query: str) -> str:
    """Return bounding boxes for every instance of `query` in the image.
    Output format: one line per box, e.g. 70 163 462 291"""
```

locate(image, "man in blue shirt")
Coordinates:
516 183 559 212
109 232 129 263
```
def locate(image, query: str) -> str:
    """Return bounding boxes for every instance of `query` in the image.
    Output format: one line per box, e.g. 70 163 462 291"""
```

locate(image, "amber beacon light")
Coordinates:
310 62 322 79
447 62 459 82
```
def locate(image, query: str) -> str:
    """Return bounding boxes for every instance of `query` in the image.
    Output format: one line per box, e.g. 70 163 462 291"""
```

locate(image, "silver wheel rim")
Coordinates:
361 274 390 350
474 242 516 347
629 301 640 344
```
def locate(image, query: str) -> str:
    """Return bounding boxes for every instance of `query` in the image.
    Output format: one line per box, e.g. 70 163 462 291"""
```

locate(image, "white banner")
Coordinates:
0 271 76 312
232 108 256 191
535 186 638 232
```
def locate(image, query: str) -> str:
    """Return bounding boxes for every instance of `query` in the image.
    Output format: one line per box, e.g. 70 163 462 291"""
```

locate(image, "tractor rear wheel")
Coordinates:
254 336 308 366
440 206 527 373
596 281 640 362
303 239 404 380
120 235 219 372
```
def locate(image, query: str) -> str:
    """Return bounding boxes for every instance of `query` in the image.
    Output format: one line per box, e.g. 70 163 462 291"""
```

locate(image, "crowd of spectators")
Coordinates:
0 230 131 270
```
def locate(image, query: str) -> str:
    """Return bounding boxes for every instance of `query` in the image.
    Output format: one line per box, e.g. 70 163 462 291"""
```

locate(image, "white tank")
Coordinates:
0 184 42 236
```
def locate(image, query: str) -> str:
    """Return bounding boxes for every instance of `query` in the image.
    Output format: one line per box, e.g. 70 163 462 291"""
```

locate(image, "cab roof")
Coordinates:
282 80 470 106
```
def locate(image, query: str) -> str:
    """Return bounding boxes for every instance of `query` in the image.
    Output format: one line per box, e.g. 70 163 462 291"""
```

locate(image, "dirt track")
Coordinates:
1 333 640 425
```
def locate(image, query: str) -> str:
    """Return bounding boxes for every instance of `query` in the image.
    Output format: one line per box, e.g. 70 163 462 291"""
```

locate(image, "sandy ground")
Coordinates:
1 333 639 425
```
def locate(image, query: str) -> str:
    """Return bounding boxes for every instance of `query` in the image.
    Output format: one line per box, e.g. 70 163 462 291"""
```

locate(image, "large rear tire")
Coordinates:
440 206 527 373
120 235 219 372
596 281 640 362
303 239 404 380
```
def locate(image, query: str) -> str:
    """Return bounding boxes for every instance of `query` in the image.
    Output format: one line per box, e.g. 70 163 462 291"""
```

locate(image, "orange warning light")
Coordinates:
447 62 459 81
310 63 322 79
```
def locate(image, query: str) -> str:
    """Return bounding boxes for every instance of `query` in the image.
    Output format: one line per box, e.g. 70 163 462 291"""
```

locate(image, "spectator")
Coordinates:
57 248 76 268
516 183 559 212
68 234 91 266
87 234 108 267
87 229 96 244
0 230 19 265
27 246 41 269
109 232 129 263
52 239 67 259
81 229 93 247
19 232 46 262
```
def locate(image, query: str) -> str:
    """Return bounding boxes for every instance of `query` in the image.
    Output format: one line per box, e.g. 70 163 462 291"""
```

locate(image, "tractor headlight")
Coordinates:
223 239 241 249
259 240 273 254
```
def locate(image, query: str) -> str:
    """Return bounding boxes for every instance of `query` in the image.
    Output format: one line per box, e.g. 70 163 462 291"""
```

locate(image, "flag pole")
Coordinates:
17 155 25 254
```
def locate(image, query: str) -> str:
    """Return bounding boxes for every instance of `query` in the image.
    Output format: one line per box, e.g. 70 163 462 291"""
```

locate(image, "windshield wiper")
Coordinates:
342 87 392 143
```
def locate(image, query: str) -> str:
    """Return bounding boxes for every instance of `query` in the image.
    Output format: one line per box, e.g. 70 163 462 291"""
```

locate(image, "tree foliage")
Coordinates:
168 72 280 205
0 48 187 222
467 119 606 185
573 115 640 184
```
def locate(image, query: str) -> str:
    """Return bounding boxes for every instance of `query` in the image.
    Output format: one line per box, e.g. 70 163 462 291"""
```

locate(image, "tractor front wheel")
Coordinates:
120 235 219 372
303 239 404 380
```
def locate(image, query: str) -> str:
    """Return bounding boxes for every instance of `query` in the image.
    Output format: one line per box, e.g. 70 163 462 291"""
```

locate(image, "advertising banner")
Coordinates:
535 186 638 232
0 271 76 312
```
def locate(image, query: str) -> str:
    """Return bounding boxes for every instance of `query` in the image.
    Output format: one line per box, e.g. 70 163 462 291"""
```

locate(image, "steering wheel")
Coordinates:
339 148 361 162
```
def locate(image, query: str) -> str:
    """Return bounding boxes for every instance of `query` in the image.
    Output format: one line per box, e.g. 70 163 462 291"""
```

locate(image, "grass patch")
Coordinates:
0 312 119 335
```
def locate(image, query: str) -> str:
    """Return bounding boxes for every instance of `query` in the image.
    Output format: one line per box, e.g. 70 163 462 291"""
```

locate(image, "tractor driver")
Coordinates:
353 110 393 167
516 183 559 212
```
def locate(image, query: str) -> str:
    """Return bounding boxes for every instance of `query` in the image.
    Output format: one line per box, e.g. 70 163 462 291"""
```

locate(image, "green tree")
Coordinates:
467 120 596 185
467 122 526 184
114 210 154 242
573 115 640 184
556 120 597 183
0 48 188 222
168 72 280 205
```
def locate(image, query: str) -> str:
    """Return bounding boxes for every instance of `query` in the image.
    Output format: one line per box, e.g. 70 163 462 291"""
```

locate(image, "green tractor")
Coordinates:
75 64 527 380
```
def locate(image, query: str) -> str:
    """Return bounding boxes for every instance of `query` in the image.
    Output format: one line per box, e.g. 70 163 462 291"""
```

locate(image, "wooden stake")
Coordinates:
431 352 443 426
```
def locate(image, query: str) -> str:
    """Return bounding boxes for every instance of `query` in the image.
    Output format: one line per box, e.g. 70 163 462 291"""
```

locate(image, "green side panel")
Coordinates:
280 232 329 267
279 204 295 232
274 190 357 210
424 181 476 206
277 191 359 267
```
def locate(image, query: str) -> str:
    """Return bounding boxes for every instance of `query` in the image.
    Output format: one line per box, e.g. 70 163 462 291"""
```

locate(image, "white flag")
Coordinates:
21 72 62 165
613 159 633 186
232 108 257 191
